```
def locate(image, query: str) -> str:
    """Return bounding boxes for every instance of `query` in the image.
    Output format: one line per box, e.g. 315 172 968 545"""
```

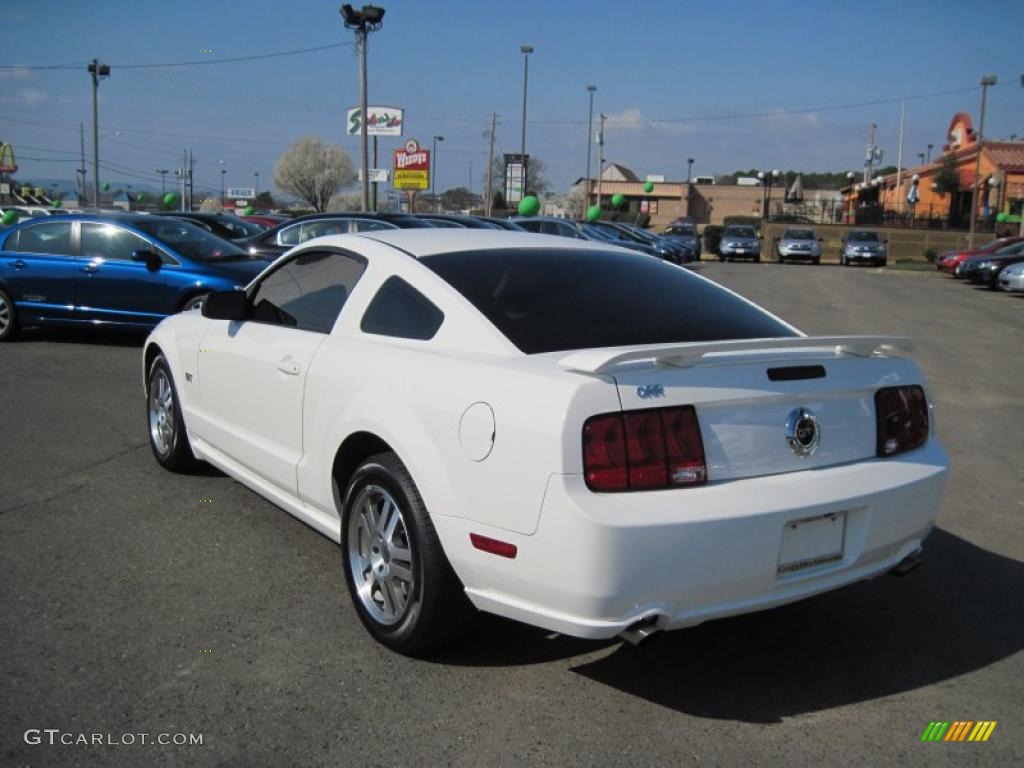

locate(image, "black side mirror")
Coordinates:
131 249 162 271
202 290 249 321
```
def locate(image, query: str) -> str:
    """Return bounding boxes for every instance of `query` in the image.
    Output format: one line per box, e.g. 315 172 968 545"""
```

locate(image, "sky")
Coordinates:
2 0 1023 200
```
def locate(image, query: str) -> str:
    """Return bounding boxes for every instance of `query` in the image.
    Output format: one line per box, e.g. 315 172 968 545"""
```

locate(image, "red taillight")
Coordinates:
583 406 707 492
875 385 929 457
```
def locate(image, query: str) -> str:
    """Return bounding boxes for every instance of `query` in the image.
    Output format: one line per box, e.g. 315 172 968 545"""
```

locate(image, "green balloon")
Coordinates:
996 212 1008 223
2 209 19 226
163 192 177 206
242 206 255 216
518 195 540 217
51 199 63 209
586 205 601 222
643 181 654 193
102 182 110 192
136 192 145 202
611 192 625 208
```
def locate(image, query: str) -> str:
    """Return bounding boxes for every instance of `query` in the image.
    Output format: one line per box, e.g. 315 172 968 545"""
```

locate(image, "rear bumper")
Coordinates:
442 440 948 639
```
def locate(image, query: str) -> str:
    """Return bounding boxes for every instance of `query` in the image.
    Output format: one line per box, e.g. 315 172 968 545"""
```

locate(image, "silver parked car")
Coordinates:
718 225 762 262
996 261 1024 292
775 228 822 264
841 230 888 267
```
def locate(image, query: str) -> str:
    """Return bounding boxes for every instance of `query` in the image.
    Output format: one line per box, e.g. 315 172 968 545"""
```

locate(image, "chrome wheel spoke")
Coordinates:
389 562 412 584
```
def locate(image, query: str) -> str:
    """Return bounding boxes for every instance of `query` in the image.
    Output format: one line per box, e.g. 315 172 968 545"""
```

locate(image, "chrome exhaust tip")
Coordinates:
890 549 923 577
618 617 660 646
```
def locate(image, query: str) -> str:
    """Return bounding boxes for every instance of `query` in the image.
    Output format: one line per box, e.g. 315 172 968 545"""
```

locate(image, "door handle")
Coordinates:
275 358 301 376
9 259 26 269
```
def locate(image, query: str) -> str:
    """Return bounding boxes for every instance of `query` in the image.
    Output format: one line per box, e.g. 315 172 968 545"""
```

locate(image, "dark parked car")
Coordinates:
415 214 502 229
662 222 702 259
614 222 695 263
154 211 267 242
240 214 290 229
511 216 588 239
477 217 526 231
239 212 434 259
959 242 1024 287
0 214 270 340
584 221 682 262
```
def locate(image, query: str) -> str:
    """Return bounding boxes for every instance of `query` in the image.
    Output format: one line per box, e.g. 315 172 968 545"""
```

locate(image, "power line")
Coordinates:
0 42 353 72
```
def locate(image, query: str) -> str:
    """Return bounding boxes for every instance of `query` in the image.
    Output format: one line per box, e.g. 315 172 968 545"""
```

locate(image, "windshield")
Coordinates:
724 226 756 238
667 226 696 237
423 248 796 354
620 226 657 243
134 219 248 261
580 223 617 241
849 231 879 242
784 229 815 240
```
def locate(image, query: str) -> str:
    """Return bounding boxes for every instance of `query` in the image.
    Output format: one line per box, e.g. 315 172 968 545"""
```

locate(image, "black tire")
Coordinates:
814 257 821 265
754 254 761 263
341 452 475 655
0 288 19 341
718 254 726 262
146 354 199 472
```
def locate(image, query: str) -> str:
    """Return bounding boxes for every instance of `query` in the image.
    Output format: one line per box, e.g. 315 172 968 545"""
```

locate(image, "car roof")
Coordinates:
349 228 629 258
16 212 153 225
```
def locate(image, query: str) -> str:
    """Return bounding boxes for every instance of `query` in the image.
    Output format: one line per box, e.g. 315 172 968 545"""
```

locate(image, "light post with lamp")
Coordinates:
341 3 386 213
968 74 997 245
519 45 533 203
585 85 596 204
757 169 780 222
431 135 444 211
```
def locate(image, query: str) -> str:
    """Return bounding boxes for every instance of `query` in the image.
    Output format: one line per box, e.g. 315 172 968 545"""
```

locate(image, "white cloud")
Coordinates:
20 88 46 105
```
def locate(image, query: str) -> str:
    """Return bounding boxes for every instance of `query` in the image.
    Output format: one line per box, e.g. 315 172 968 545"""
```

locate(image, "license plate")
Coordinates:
777 511 846 574
735 248 747 254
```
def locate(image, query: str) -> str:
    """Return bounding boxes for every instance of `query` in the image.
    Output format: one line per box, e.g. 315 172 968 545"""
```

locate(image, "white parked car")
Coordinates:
143 230 948 654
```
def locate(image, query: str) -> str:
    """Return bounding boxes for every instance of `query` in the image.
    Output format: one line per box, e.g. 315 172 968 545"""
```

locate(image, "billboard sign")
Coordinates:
503 153 528 203
226 187 255 199
393 139 429 189
358 168 390 183
347 106 404 137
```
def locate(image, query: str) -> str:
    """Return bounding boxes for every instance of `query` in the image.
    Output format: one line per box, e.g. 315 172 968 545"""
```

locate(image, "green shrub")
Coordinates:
924 245 940 263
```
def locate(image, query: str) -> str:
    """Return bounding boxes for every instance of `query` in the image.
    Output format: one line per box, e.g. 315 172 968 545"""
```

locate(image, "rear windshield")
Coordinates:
422 248 795 354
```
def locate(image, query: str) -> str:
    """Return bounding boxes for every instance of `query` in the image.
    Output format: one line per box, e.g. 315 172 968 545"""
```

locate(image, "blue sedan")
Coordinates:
0 213 270 340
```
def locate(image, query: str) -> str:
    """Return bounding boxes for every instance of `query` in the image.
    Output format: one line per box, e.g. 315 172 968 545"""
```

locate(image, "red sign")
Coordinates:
393 139 430 189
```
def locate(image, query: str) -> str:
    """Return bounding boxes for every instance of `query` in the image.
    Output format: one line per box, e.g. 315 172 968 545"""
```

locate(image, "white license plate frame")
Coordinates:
777 511 846 575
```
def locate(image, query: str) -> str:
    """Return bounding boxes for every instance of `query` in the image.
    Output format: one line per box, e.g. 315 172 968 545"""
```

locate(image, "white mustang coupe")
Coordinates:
143 230 948 654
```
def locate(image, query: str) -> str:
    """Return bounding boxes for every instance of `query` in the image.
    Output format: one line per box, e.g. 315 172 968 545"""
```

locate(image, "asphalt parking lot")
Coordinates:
1 263 1021 767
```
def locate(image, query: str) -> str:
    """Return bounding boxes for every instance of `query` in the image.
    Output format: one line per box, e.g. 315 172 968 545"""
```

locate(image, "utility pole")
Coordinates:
188 149 194 211
585 85 596 205
78 122 86 205
87 59 110 208
156 169 168 195
181 150 188 212
485 112 496 217
969 74 997 246
372 136 378 211
596 113 606 209
895 97 905 212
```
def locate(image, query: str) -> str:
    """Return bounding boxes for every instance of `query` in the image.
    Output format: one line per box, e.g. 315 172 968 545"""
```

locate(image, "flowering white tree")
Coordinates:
274 136 356 212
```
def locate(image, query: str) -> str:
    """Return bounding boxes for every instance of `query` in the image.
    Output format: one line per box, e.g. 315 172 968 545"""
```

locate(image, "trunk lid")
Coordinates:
561 336 918 482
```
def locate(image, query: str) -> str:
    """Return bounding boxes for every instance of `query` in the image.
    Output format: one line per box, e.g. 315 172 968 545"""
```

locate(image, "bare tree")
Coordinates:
199 198 223 213
488 154 551 199
274 136 356 213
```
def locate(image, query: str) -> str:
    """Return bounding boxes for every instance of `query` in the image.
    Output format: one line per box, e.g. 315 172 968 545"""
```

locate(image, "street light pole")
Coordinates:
926 143 934 164
87 59 110 208
254 172 259 197
432 135 444 211
968 74 997 246
596 113 606 209
219 162 227 203
341 4 386 213
520 45 533 202
156 169 168 195
585 85 596 204
686 157 694 216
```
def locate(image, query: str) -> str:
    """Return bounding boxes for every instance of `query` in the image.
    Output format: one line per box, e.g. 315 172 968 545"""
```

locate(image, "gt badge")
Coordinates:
785 407 820 457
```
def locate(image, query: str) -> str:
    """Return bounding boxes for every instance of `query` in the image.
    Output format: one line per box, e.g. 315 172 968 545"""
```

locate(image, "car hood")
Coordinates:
780 239 816 246
723 236 758 244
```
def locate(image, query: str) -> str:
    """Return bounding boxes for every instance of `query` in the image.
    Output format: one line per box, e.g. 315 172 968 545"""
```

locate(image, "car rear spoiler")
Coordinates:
558 335 913 375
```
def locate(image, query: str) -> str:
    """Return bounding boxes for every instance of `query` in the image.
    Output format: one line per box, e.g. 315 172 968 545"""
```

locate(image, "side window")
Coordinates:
300 219 349 242
352 218 397 232
81 223 154 263
7 222 73 256
249 250 366 334
361 276 444 341
516 220 541 233
277 223 301 246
